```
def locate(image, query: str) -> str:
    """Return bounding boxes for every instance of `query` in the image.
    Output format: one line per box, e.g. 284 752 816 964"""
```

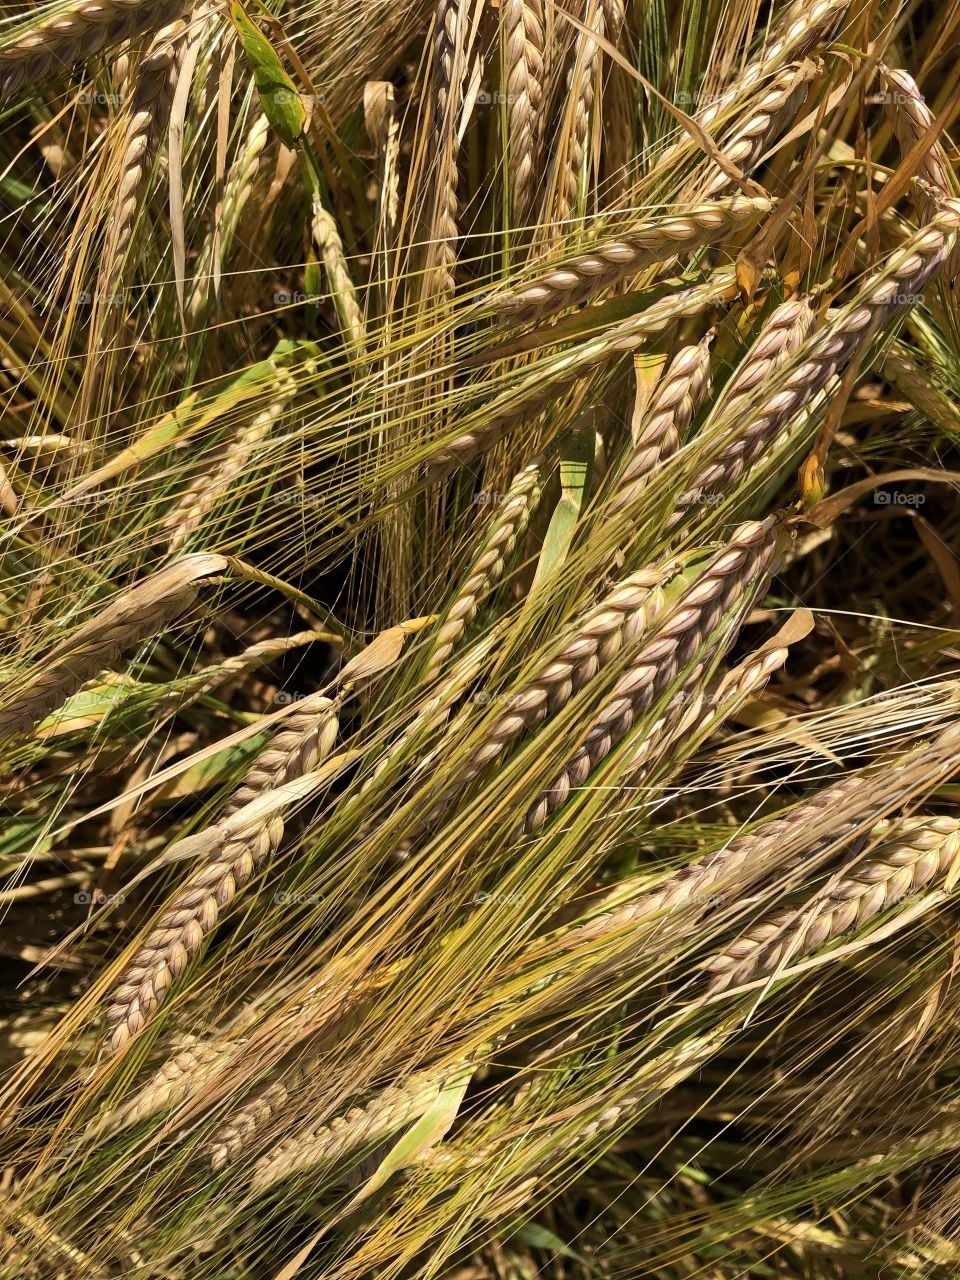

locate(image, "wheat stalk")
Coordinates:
0 0 190 100
705 816 960 992
523 516 780 830
0 553 225 738
877 64 950 202
606 330 714 524
502 0 545 226
426 458 545 678
105 693 340 1053
487 195 773 322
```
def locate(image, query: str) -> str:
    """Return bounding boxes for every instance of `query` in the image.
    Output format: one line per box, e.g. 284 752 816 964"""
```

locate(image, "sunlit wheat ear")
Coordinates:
426 270 739 477
451 557 683 782
704 817 960 992
0 0 190 100
250 1065 450 1193
606 330 714 523
311 196 366 358
165 358 306 553
187 114 270 323
550 0 604 234
524 516 780 830
426 458 545 678
0 554 225 738
502 0 545 226
877 64 950 205
105 694 340 1054
428 0 469 298
100 19 185 280
86 1032 246 1139
486 195 773 323
209 1051 319 1171
698 59 821 199
672 202 960 520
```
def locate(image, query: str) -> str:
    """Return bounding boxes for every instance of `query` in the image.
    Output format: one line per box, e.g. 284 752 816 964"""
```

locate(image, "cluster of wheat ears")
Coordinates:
3 0 960 1275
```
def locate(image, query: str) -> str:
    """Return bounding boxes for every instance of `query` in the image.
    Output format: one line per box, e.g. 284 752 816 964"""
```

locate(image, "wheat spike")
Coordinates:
502 0 545 225
705 816 960 992
427 269 740 477
524 517 780 830
88 1033 245 1139
106 693 339 1053
673 202 960 517
489 196 773 322
427 459 545 678
453 559 682 786
166 361 302 552
552 0 604 232
0 0 190 100
698 60 820 199
606 330 714 524
430 0 468 297
311 195 366 357
0 553 225 738
101 19 185 277
877 64 950 202
250 1066 449 1192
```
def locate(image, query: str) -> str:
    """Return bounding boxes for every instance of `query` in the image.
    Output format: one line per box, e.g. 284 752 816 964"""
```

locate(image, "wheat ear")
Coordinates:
101 19 185 276
877 64 950 203
0 553 224 738
673 203 960 517
452 559 682 785
606 331 714 524
250 1065 450 1193
88 1033 245 1139
524 517 780 829
208 1050 319 1170
106 693 339 1053
552 0 604 232
166 360 303 552
488 196 773 322
0 0 190 100
698 59 820 199
311 196 366 358
426 459 545 678
705 817 960 992
429 0 468 298
427 269 739 477
502 0 545 225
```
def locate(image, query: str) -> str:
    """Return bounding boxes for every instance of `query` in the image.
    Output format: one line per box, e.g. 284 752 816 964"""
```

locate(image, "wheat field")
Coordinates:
2 0 960 1275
